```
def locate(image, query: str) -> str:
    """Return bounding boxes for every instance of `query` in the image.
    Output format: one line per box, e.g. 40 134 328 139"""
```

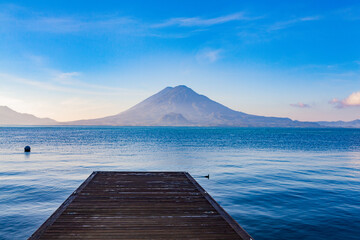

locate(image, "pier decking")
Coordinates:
29 171 253 240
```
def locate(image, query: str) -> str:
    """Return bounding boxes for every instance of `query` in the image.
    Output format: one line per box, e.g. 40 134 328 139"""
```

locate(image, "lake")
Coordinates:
0 127 359 239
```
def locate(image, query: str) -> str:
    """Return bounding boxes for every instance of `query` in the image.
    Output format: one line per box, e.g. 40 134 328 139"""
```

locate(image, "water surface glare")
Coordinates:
0 127 360 239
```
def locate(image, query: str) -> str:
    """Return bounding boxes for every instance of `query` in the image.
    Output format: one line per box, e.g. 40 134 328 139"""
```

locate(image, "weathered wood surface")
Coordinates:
29 171 253 240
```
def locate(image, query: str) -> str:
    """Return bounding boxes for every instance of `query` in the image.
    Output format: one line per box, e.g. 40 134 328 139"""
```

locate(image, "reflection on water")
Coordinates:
23 152 30 159
0 127 360 240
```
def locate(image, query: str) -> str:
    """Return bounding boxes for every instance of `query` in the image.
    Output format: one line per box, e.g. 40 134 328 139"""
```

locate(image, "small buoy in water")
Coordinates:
24 146 31 152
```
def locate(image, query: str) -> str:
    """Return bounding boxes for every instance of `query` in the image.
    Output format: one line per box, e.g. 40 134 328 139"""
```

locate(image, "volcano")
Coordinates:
65 85 319 127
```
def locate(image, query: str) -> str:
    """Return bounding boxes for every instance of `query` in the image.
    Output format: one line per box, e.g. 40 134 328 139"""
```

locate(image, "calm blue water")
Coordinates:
0 127 360 240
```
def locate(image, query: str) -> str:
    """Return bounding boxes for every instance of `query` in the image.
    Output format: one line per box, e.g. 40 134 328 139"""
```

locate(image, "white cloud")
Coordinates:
268 16 320 31
0 6 261 40
237 15 321 43
290 102 311 108
57 72 81 79
330 91 360 108
0 5 137 34
196 49 222 63
24 54 47 66
299 16 321 21
25 16 135 33
52 71 82 85
0 72 131 96
152 12 251 28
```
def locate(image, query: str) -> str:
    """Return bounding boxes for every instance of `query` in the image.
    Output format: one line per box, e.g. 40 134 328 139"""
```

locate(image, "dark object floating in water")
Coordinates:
24 146 31 152
204 174 210 179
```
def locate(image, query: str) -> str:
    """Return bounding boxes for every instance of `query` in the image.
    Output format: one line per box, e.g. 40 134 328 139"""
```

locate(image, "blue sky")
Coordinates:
0 0 360 121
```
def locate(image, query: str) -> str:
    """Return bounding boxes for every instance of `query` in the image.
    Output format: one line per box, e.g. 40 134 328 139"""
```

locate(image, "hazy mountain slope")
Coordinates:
158 113 192 126
318 120 360 128
66 85 319 127
0 106 57 125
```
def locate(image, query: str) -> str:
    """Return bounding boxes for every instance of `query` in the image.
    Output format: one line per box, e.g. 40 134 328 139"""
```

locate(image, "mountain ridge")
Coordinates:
0 106 57 125
317 119 360 128
64 85 319 127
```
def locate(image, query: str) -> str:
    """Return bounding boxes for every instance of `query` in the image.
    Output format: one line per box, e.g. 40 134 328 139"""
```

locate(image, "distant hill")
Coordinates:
65 85 319 127
0 106 57 125
317 120 360 128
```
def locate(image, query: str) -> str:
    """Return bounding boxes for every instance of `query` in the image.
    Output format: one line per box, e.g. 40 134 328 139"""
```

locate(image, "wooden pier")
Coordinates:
29 171 253 240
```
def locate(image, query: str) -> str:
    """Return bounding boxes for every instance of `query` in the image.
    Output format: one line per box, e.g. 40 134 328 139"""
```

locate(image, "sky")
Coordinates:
0 0 360 122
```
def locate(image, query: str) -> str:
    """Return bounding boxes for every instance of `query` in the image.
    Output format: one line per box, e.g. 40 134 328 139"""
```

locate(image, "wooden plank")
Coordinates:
184 172 253 240
29 171 254 240
28 172 98 240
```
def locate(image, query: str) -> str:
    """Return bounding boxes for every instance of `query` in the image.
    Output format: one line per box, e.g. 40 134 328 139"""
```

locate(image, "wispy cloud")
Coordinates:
24 54 47 66
290 102 311 108
11 16 135 33
0 72 95 94
57 72 81 79
1 5 258 35
196 49 222 63
0 5 138 34
50 71 140 93
0 5 264 41
32 16 135 33
0 72 140 96
152 12 254 28
237 15 321 43
333 6 360 21
52 71 82 85
330 91 360 108
268 16 321 31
